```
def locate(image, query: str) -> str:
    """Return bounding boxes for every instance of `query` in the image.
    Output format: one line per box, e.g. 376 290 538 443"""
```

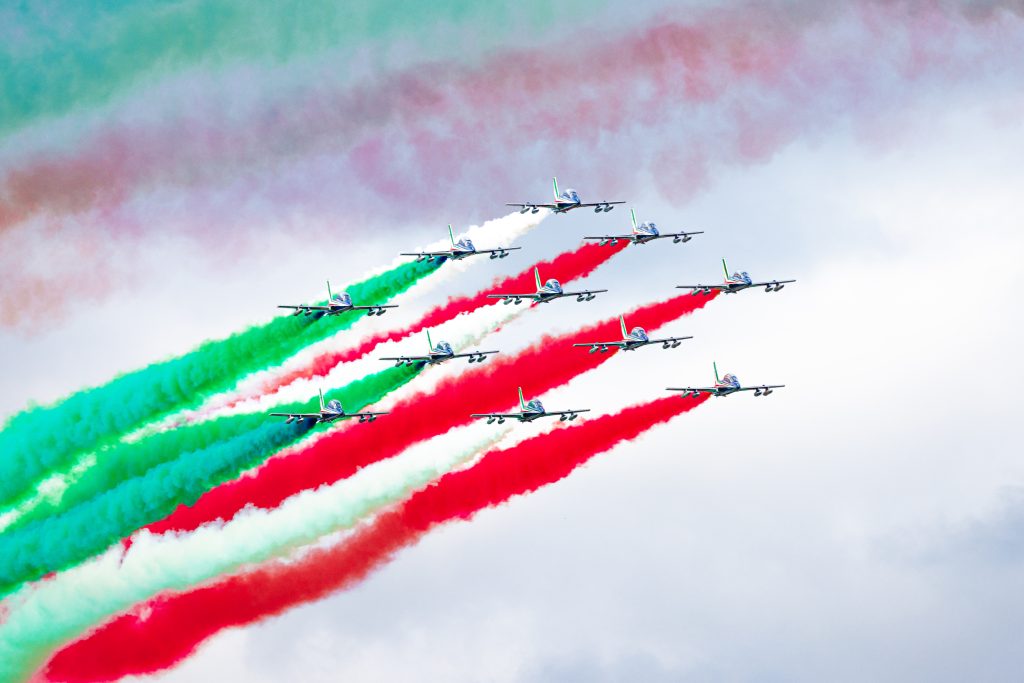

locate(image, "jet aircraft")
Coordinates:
507 177 625 214
270 388 390 424
667 362 784 398
487 267 607 305
584 208 703 246
677 259 796 295
278 281 399 317
573 314 692 354
380 330 499 366
472 387 591 424
401 225 521 263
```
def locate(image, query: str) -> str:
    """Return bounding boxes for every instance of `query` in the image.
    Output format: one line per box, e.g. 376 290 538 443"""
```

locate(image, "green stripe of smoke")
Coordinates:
0 0 593 137
0 258 438 508
0 363 420 597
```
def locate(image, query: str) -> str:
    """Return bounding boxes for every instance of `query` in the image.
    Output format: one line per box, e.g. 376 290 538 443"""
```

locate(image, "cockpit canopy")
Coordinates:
543 279 563 293
332 292 353 306
325 399 343 412
457 238 475 251
434 341 454 355
720 373 741 388
732 272 753 285
640 221 658 235
558 188 581 203
525 399 544 412
630 326 649 341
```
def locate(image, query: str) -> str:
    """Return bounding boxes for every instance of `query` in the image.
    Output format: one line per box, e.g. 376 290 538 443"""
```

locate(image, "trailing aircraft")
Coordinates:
270 389 389 424
401 225 521 263
472 387 591 424
507 177 625 214
573 314 692 354
677 259 796 295
667 362 785 397
487 266 607 305
278 281 399 317
380 329 499 366
584 208 703 246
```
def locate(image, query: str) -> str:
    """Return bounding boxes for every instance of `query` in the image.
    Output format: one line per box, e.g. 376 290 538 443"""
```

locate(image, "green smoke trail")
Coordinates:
0 424 509 683
0 362 419 597
0 0 593 137
0 258 438 509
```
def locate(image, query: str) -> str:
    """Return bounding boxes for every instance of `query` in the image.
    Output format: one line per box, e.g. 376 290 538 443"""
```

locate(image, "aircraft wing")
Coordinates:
558 289 608 300
583 233 633 242
749 279 797 288
278 304 331 312
675 284 728 292
544 408 591 417
379 354 433 364
474 247 522 256
646 335 694 346
666 386 717 394
269 411 322 419
657 230 704 240
572 340 628 349
506 203 558 210
471 411 523 420
736 384 786 392
348 410 390 418
450 350 499 360
486 293 541 302
349 304 400 312
575 201 626 209
400 250 452 259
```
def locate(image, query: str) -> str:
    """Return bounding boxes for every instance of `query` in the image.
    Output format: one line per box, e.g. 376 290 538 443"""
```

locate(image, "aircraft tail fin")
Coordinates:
327 280 333 301
630 208 638 231
552 176 560 200
448 224 455 246
721 259 729 278
427 328 433 351
713 362 720 383
518 387 526 410
620 315 628 338
534 266 542 290
319 387 325 411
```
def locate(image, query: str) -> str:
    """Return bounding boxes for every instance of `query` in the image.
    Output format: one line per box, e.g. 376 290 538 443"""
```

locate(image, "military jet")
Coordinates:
472 387 591 424
401 225 521 263
380 329 499 366
270 389 390 424
507 177 625 214
573 314 692 354
487 267 607 305
584 208 703 246
677 259 796 295
278 281 398 317
667 363 785 398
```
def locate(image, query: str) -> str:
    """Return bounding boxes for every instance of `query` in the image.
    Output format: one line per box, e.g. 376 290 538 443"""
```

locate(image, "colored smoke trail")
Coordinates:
0 423 512 683
40 395 706 681
239 241 629 405
144 291 717 538
0 258 439 509
0 365 418 596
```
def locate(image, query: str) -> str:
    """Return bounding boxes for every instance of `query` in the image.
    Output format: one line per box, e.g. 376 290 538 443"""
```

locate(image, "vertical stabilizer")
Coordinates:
427 329 433 351
630 208 638 230
534 267 542 290
552 177 560 200
620 315 628 338
721 259 729 279
713 362 720 383
327 280 334 301
518 387 526 410
448 224 455 246
319 388 325 411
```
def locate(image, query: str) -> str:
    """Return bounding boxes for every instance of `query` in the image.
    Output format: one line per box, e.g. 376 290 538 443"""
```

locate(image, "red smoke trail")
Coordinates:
142 290 717 537
240 241 628 404
43 394 707 682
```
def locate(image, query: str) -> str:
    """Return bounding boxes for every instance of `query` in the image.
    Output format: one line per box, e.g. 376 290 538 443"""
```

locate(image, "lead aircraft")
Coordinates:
270 388 390 424
472 387 591 424
380 329 499 366
278 281 399 317
584 209 703 246
667 362 785 398
507 177 625 214
487 266 607 305
677 259 796 295
401 225 521 263
573 314 692 354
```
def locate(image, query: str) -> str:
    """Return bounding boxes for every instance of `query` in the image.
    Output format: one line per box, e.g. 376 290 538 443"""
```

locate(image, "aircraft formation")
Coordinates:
273 177 795 427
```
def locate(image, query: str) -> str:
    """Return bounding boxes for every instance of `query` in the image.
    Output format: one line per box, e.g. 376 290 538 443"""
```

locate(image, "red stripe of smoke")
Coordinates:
246 241 628 402
44 394 707 682
143 290 717 537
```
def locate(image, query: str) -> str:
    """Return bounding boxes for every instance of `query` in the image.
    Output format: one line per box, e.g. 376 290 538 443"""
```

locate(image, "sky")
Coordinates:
2 1 1024 681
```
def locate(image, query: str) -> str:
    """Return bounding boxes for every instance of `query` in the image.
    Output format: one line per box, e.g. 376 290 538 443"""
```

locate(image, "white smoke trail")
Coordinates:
0 422 512 680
